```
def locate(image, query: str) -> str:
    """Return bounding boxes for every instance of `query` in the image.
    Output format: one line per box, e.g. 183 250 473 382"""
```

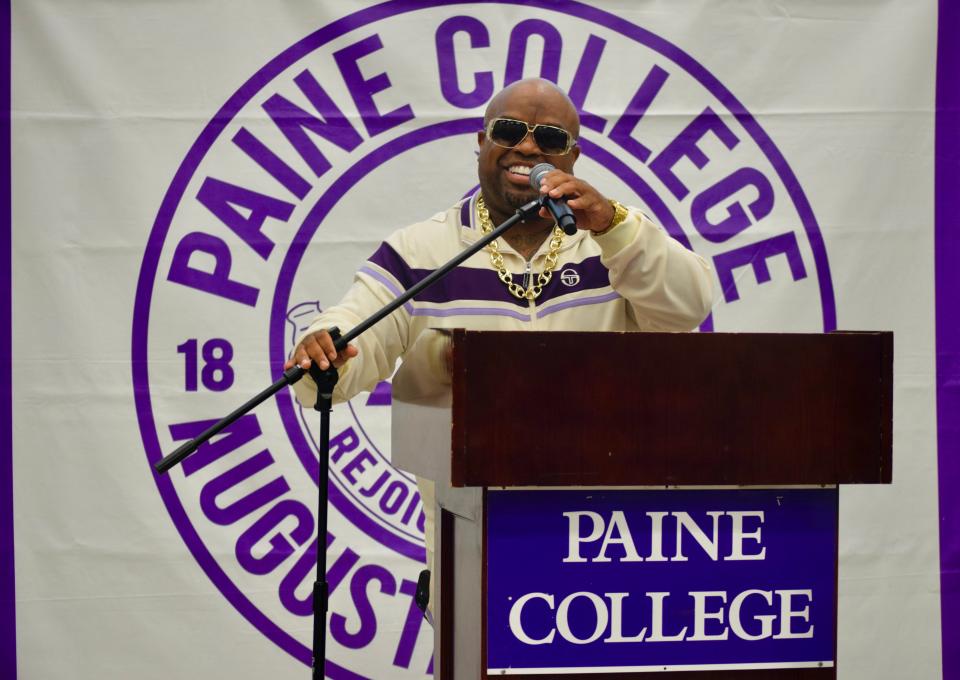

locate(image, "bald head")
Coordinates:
483 78 581 139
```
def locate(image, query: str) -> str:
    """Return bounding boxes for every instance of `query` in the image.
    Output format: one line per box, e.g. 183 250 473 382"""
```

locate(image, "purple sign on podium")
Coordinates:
486 488 837 675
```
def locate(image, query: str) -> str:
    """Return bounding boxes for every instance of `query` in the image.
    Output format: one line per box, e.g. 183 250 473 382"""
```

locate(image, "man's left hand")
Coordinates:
536 169 616 233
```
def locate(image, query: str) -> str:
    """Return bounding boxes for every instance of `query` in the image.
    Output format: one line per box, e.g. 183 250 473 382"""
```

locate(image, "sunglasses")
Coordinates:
485 117 578 155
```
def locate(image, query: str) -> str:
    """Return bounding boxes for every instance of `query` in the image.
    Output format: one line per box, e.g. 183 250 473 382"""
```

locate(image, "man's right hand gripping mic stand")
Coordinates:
152 197 547 679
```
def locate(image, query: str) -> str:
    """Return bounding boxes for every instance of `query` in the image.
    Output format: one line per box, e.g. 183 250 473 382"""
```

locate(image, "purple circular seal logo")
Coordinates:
131 2 834 677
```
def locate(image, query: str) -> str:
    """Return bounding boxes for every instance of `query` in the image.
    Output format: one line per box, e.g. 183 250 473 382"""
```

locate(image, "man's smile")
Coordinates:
503 162 536 186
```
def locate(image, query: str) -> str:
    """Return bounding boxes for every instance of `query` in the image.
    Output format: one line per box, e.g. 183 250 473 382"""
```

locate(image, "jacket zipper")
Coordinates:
524 259 538 322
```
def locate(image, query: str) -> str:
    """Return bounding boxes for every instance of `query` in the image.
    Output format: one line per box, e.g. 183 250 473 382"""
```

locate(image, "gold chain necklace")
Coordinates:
476 196 564 301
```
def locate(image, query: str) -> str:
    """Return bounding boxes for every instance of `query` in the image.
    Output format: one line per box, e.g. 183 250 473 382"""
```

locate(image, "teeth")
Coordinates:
508 165 532 176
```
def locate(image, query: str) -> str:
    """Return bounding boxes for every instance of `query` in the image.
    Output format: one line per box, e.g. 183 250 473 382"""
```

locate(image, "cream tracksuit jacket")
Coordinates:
292 192 714 407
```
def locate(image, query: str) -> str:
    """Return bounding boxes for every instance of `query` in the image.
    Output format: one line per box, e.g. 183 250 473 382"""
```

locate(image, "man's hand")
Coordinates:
536 169 616 233
284 329 359 372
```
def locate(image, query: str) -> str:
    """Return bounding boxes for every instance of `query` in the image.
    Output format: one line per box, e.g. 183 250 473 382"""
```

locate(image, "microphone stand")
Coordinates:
154 197 545 679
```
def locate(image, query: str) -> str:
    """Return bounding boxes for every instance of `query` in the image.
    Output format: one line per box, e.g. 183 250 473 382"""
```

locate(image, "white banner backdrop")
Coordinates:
10 1 941 678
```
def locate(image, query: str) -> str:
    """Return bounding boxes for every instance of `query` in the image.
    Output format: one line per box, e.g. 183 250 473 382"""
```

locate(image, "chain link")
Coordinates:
477 196 564 301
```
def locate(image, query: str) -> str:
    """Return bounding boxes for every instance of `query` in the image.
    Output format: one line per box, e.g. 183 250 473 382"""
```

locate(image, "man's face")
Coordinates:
477 84 581 219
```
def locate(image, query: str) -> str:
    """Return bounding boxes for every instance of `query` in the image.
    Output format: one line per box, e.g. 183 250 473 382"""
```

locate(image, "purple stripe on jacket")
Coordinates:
412 306 531 321
359 266 530 321
539 291 622 319
366 241 616 309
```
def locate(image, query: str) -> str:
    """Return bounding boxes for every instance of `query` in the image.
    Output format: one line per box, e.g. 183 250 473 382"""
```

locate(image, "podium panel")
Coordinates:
391 331 891 680
485 489 837 676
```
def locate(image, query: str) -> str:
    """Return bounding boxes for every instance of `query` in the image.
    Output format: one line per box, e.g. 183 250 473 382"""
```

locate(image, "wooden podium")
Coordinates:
392 330 892 680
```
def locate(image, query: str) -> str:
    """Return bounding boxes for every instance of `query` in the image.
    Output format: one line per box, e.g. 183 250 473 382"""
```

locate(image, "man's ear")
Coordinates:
477 130 485 147
571 144 581 165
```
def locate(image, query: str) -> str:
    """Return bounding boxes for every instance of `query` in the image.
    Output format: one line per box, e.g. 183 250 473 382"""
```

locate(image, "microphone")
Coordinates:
529 163 578 236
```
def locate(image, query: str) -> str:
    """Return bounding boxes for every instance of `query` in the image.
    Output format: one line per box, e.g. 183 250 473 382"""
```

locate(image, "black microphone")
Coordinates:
529 163 577 236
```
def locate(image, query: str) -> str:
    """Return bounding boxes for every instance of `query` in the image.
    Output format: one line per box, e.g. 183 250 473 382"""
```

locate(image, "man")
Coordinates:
285 77 714 614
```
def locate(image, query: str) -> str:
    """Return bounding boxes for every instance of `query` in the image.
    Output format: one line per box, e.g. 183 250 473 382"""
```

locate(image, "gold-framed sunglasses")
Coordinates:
485 117 578 155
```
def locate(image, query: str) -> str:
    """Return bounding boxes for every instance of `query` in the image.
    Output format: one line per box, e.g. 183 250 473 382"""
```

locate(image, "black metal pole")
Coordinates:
312 400 331 679
308 345 339 680
152 198 545 677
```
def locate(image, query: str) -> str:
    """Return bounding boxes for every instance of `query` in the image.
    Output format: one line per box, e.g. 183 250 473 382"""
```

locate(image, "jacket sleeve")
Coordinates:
291 257 413 407
290 218 457 407
591 209 715 331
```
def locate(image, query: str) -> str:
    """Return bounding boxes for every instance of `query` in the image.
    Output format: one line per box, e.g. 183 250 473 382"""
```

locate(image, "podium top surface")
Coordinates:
441 330 892 487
